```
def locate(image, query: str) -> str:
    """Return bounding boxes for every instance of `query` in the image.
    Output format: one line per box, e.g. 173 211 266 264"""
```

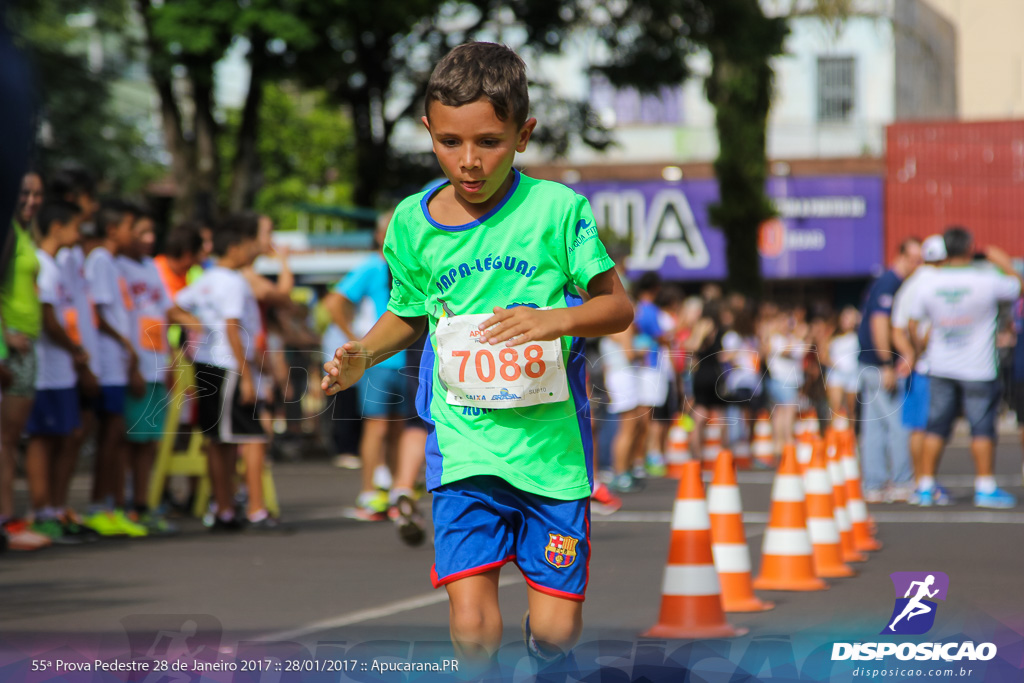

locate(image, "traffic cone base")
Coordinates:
644 594 750 638
753 555 829 591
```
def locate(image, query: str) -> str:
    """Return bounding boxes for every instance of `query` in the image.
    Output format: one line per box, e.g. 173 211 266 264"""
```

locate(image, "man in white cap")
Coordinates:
906 227 1023 508
892 234 948 504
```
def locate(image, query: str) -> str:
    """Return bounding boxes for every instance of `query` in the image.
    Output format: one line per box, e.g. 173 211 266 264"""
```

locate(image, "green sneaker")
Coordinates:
139 513 179 537
111 510 149 538
31 518 84 545
82 511 127 537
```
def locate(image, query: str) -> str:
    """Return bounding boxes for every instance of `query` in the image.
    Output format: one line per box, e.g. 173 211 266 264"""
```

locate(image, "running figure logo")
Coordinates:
882 572 949 635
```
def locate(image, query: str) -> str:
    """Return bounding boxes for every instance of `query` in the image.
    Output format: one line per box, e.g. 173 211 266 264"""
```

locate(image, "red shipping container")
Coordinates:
887 120 1024 260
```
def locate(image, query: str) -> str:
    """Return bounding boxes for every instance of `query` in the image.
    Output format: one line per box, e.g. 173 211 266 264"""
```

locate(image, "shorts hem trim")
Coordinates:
431 555 516 589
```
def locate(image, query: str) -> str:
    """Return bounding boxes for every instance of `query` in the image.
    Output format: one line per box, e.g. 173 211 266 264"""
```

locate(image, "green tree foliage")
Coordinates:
220 83 355 231
8 0 164 194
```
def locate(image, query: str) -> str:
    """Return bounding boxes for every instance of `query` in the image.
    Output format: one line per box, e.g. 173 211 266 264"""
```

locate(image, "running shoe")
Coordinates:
886 483 915 504
609 472 644 494
346 491 389 522
82 511 127 537
31 518 85 545
2 519 52 551
57 513 100 542
110 509 149 537
645 453 667 478
862 488 886 504
137 512 180 537
590 482 623 515
631 464 648 480
915 485 952 507
332 454 361 470
974 487 1016 509
392 494 426 546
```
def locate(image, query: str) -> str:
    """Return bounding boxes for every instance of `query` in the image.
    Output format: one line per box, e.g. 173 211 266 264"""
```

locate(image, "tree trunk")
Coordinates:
227 53 265 213
137 0 196 225
190 63 222 225
705 51 775 300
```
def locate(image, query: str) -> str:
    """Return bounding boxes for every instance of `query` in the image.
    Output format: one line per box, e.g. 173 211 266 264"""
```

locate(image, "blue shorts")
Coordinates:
357 365 413 419
26 388 81 436
902 372 931 431
926 376 1000 441
98 385 127 416
431 475 590 601
767 377 799 405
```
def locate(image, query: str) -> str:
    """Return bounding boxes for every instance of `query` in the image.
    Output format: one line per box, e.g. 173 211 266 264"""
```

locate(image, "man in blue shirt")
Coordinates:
857 237 922 502
326 211 410 521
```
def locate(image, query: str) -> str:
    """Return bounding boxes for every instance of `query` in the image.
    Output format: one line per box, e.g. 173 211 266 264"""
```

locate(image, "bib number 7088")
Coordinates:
450 345 546 383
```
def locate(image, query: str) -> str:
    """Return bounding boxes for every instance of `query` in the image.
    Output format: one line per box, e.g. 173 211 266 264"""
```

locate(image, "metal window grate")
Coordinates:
817 57 855 122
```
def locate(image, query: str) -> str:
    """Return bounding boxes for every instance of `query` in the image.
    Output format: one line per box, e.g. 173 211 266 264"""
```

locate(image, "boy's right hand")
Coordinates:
322 341 371 396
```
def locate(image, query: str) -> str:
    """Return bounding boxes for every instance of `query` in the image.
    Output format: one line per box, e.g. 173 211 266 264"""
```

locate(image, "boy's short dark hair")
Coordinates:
37 200 81 237
96 199 135 235
424 42 530 127
943 226 973 258
212 213 258 257
165 221 205 259
49 167 96 201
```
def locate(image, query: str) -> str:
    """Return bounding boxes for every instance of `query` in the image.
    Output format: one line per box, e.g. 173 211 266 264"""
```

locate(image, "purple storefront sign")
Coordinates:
570 176 883 280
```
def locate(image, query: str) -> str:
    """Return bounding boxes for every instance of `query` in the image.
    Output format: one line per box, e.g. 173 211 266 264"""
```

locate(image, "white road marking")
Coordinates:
261 574 523 642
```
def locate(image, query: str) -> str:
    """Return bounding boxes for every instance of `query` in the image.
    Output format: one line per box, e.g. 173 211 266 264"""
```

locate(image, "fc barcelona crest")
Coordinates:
544 533 579 569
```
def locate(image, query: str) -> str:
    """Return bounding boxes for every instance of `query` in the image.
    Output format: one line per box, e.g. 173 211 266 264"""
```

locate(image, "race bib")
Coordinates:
63 309 82 346
139 316 166 353
435 313 569 409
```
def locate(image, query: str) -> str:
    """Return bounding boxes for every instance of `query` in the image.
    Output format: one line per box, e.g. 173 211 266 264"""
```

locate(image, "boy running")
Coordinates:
322 42 632 664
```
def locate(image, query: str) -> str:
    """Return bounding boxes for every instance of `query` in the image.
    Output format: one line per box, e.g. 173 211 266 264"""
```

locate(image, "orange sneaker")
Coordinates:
590 482 623 515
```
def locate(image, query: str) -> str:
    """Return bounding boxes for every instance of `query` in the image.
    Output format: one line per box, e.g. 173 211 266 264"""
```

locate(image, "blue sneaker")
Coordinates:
974 488 1016 509
916 485 952 507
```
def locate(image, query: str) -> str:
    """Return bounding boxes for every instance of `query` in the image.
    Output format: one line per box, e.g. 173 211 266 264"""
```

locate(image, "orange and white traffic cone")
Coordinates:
804 440 855 578
796 436 815 471
832 410 851 436
752 411 776 469
702 413 723 472
826 431 867 563
752 444 829 592
804 408 821 437
708 450 774 612
665 418 692 479
643 461 748 638
732 437 752 470
840 430 882 551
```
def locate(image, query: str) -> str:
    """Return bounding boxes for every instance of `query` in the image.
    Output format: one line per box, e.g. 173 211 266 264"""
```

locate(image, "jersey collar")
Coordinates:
420 168 521 232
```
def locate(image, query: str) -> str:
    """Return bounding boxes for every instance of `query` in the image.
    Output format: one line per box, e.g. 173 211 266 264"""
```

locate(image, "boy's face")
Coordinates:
133 217 156 257
423 98 536 212
110 213 135 250
55 215 83 249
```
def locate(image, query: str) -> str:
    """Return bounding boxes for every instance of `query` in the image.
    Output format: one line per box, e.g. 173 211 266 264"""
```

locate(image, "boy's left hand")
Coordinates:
479 306 568 347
